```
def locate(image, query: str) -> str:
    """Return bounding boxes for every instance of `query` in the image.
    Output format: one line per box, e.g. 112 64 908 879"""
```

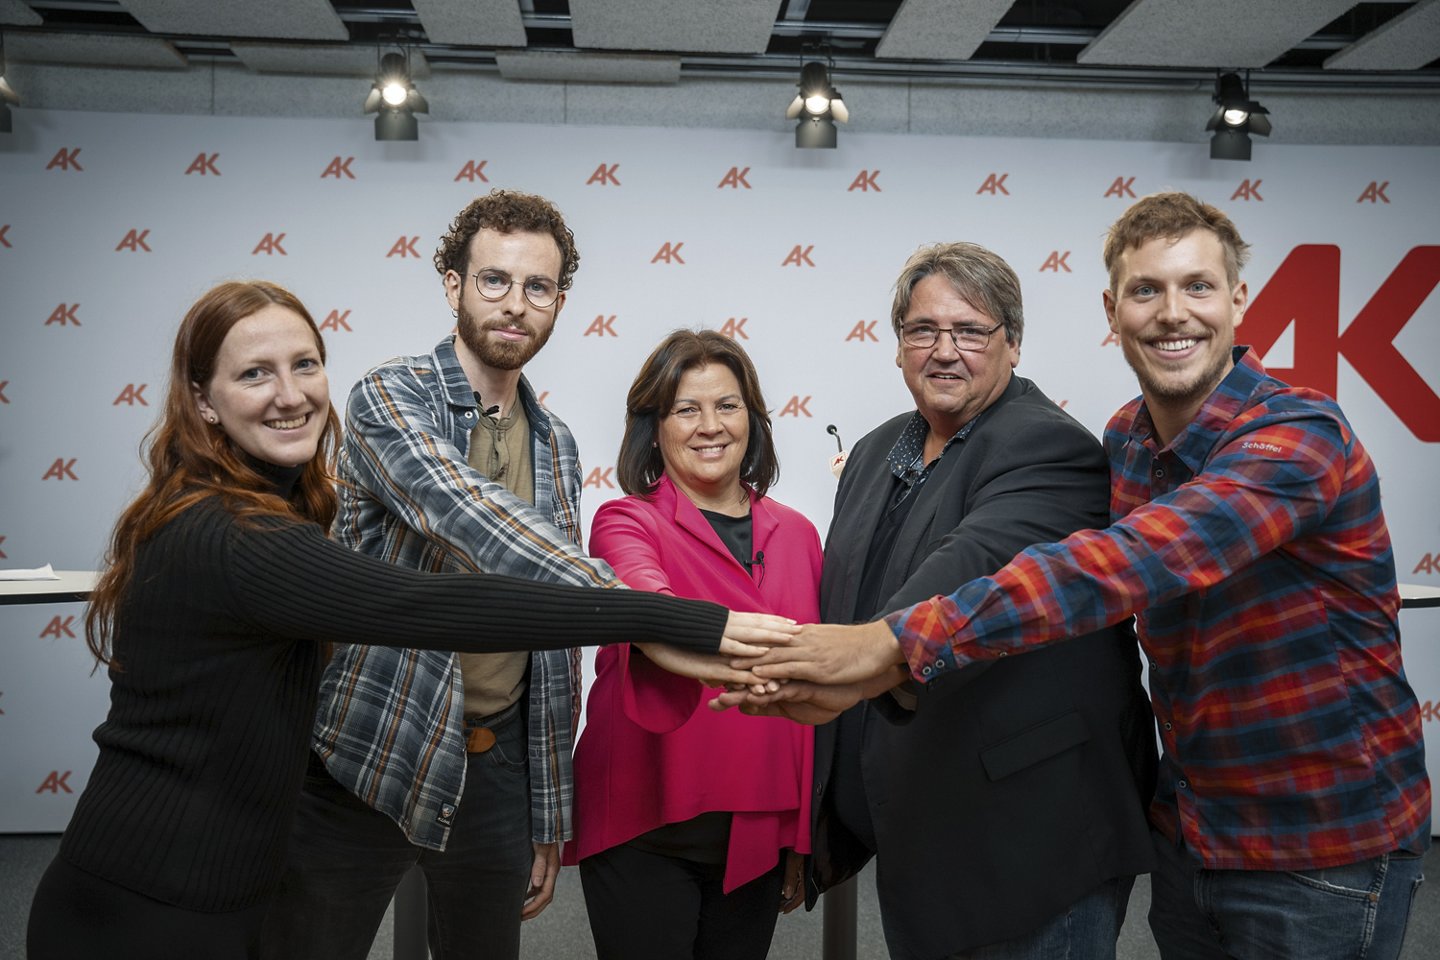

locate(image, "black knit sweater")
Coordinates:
58 497 727 911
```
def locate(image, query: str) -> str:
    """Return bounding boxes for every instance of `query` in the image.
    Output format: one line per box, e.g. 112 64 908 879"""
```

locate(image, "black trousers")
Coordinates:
27 856 269 960
579 841 785 960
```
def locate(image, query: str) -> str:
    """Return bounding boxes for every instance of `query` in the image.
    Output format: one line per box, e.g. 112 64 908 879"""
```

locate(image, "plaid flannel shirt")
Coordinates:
887 347 1430 871
313 335 618 850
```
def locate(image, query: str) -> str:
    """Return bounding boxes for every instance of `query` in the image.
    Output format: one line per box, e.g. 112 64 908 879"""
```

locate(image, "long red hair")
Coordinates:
84 281 341 665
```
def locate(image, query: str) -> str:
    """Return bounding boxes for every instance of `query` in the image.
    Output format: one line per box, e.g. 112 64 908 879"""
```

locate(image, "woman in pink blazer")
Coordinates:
566 330 822 960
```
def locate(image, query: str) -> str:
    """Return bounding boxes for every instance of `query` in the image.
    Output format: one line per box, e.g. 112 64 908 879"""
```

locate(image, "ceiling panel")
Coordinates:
1 0 42 27
412 0 526 48
1078 0 1357 68
569 0 783 54
1326 0 1440 70
232 43 430 78
495 50 680 83
876 0 1015 61
119 0 347 42
7 30 185 67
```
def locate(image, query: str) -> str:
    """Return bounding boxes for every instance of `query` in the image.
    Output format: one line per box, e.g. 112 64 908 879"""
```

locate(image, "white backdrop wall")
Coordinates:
1 108 1437 832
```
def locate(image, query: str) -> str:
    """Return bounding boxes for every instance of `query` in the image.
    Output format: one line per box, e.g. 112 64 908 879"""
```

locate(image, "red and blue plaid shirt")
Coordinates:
887 348 1430 870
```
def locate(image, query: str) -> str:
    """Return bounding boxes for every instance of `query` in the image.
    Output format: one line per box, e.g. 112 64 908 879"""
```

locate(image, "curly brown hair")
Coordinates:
433 189 580 290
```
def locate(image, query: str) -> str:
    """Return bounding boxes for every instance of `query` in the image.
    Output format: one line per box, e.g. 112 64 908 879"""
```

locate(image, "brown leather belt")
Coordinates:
463 701 522 754
465 726 497 753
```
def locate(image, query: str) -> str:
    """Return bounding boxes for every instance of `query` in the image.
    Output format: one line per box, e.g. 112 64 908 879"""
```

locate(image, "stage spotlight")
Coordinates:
0 34 19 135
1205 71 1271 161
364 50 428 141
786 61 848 149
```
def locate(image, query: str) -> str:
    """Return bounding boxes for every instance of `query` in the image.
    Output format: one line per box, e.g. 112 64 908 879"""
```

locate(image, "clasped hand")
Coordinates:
678 617 910 725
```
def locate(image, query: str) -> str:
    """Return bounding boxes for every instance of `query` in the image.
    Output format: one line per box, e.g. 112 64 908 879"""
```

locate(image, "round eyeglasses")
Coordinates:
901 320 1005 352
472 270 561 309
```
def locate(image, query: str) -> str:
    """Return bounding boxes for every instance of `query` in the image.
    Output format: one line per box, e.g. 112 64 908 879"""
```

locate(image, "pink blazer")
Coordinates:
564 475 822 891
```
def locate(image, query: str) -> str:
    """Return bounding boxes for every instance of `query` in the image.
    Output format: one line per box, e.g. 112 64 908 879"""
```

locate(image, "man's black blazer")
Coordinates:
809 374 1157 959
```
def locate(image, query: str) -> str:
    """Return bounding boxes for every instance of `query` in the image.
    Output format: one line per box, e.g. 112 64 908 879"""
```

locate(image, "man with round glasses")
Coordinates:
798 241 1157 959
263 190 610 959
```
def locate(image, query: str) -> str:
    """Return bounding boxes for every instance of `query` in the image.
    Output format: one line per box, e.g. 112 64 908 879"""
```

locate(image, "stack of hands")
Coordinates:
637 612 911 726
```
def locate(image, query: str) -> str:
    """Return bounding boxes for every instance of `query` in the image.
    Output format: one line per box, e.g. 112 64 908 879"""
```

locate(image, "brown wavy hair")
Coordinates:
616 329 779 499
433 189 581 291
1103 191 1251 291
84 281 341 666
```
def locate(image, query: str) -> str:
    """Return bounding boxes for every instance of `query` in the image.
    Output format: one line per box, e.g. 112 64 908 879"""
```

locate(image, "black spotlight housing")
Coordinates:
364 50 428 142
0 34 19 135
1205 71 1271 161
786 60 848 149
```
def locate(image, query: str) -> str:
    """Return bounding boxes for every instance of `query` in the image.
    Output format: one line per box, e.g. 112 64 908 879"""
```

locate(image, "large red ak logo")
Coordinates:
1246 246 1440 441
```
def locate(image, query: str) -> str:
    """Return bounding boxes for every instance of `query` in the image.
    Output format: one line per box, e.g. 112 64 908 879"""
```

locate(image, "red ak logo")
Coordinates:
45 148 82 171
778 396 813 417
845 321 880 342
42 458 79 480
36 771 75 794
321 156 356 179
1231 179 1264 201
1357 181 1390 204
651 242 685 264
253 233 288 256
718 317 749 339
583 467 617 489
185 152 221 176
387 236 422 258
115 229 152 253
113 384 149 406
587 163 621 186
319 310 353 333
1244 245 1440 441
583 315 619 337
781 245 815 267
718 167 752 189
454 160 489 183
848 170 881 192
1104 176 1137 198
40 615 77 639
45 304 80 327
977 173 1010 196
1039 251 1072 273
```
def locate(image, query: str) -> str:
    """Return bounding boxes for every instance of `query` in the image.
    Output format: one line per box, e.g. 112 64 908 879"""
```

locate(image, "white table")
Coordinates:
0 571 98 605
1400 582 1440 609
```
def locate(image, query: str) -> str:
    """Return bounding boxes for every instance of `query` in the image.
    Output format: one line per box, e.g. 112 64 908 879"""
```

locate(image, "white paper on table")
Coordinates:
0 563 60 581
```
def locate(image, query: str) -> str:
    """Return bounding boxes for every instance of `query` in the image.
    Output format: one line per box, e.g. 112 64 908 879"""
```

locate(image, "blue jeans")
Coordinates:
1148 829 1426 960
260 703 534 960
934 875 1135 960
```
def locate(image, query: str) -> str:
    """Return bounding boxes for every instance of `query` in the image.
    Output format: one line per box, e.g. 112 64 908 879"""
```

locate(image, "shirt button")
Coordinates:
1153 467 1165 479
1177 779 1188 790
464 411 474 419
1163 721 1173 730
921 666 932 676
